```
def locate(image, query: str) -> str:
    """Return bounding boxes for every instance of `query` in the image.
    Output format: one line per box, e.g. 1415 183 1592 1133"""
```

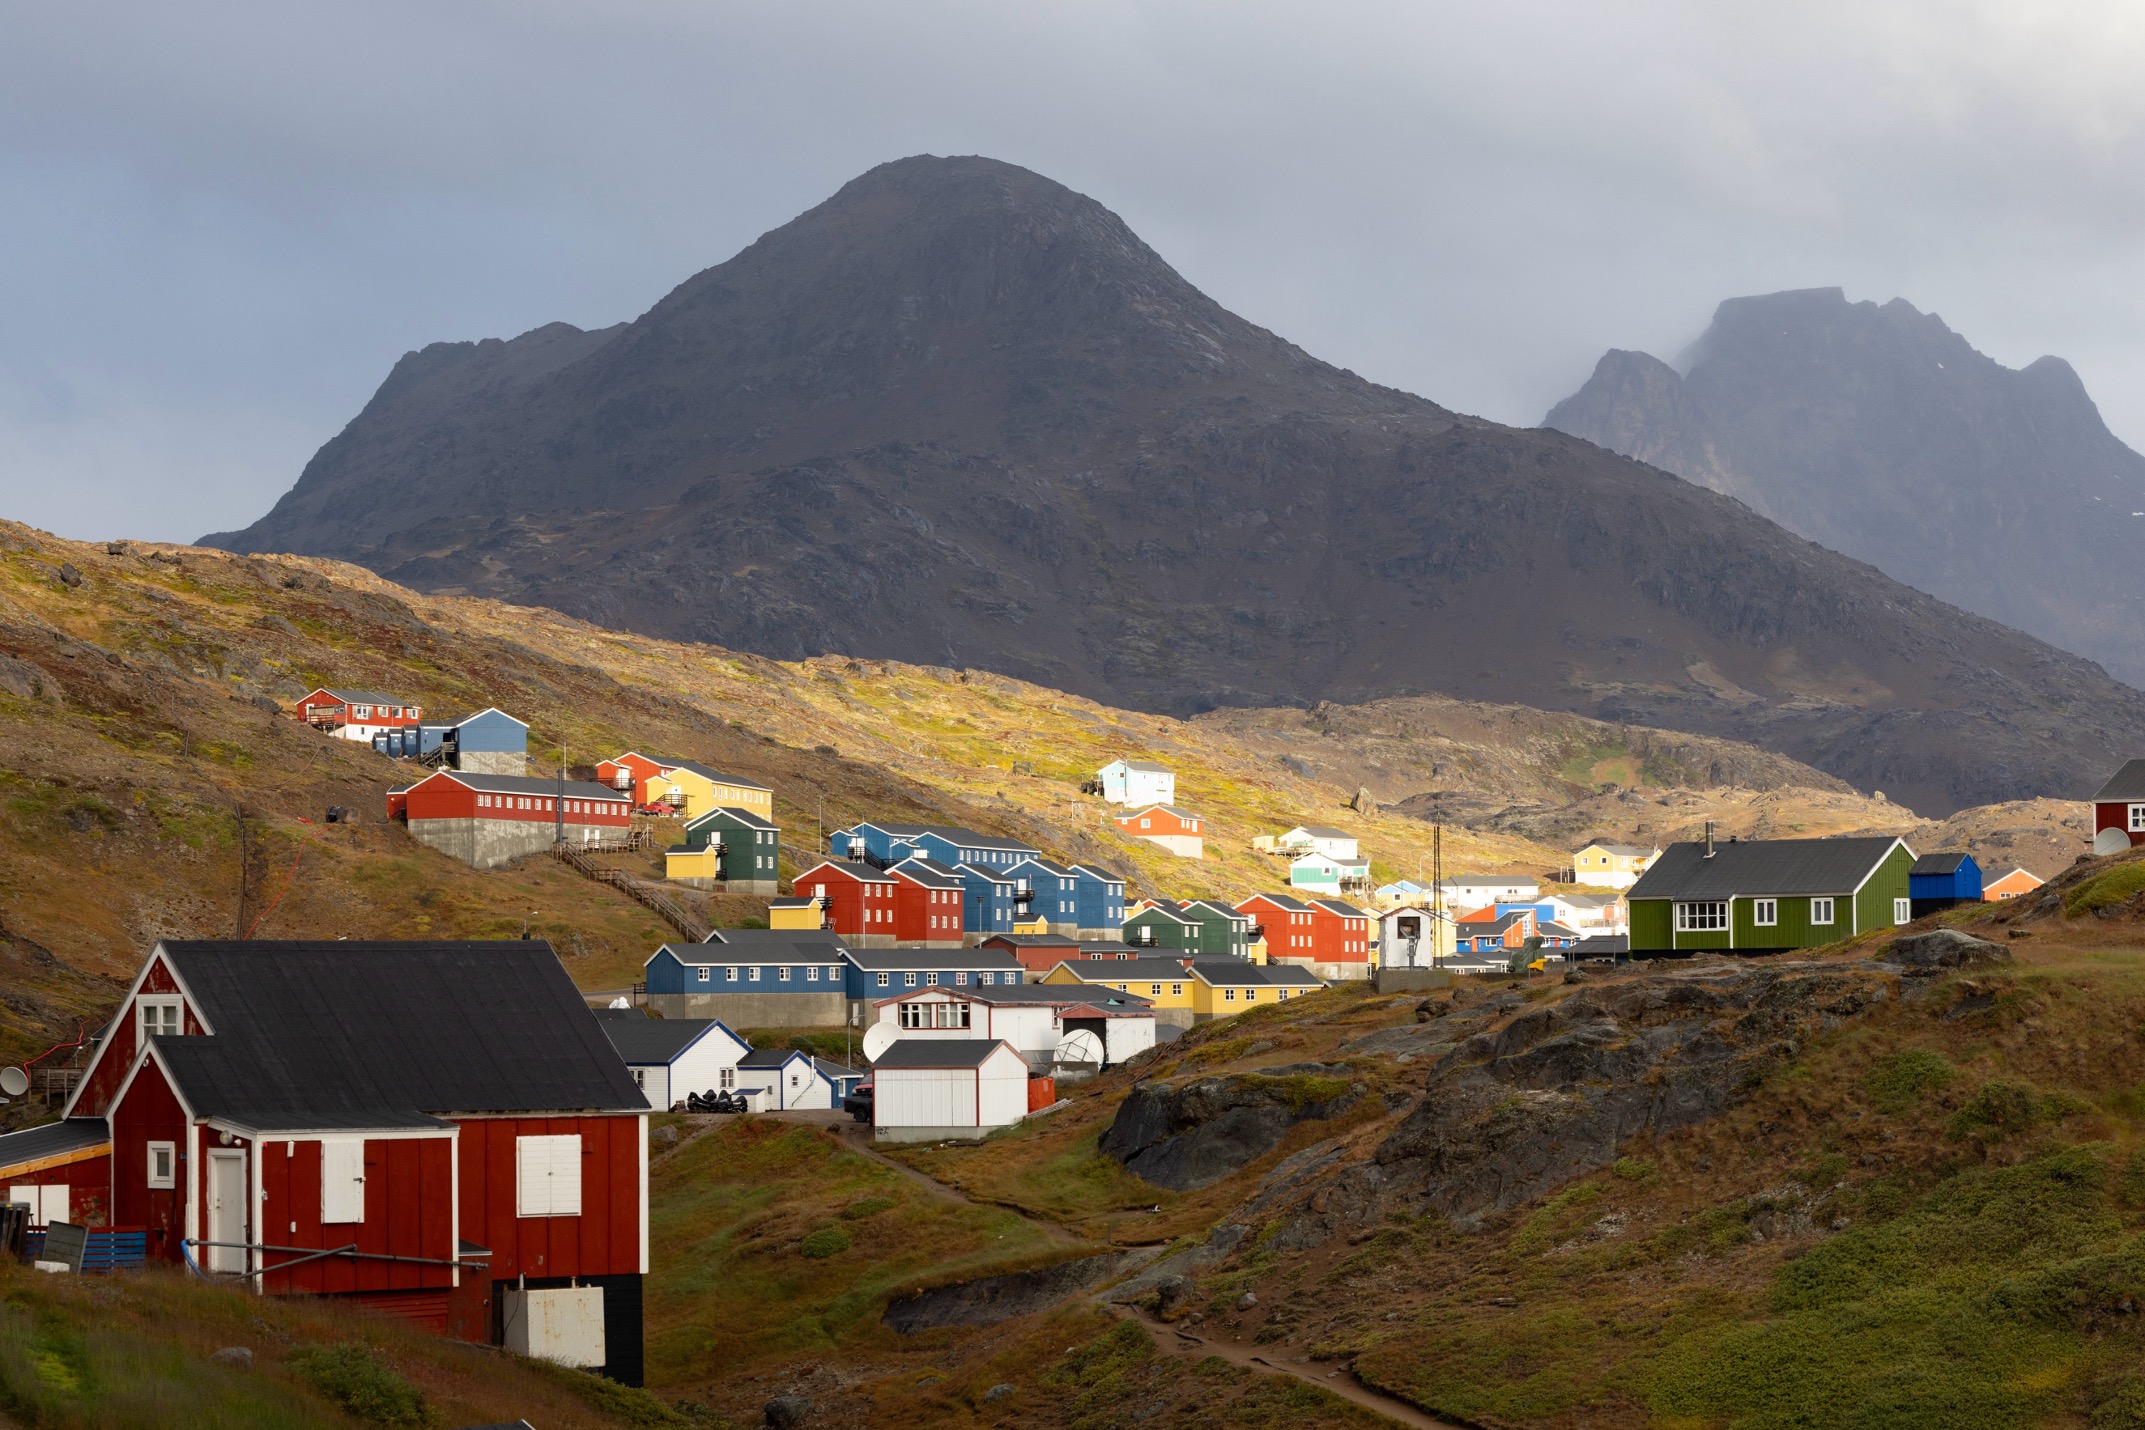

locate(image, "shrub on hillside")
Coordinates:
1863 1050 1955 1113
286 1343 429 1426
800 1227 851 1259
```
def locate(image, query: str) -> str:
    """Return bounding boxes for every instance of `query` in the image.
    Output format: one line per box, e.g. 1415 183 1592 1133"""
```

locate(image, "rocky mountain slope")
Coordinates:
206 158 2145 816
1545 286 2145 685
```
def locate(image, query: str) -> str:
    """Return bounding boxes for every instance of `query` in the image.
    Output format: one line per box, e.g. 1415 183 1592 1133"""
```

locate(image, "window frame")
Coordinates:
1893 898 1911 926
515 1133 583 1219
1673 901 1729 933
1811 897 1835 926
1753 899 1778 928
137 995 184 1044
146 1140 176 1190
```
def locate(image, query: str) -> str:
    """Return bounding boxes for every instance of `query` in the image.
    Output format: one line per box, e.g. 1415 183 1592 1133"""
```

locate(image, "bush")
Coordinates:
1864 1050 1955 1113
840 1196 896 1220
286 1343 429 1426
2067 861 2145 916
799 1227 851 1259
1949 1081 2087 1143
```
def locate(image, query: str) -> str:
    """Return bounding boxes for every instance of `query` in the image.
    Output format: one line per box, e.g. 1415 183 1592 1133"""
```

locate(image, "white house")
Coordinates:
1544 892 1627 935
598 1014 751 1110
1097 760 1175 808
1371 879 1430 911
870 1038 1032 1142
1377 906 1457 968
1289 852 1371 896
875 984 1157 1071
1280 826 1359 861
735 1048 843 1110
1439 877 1540 911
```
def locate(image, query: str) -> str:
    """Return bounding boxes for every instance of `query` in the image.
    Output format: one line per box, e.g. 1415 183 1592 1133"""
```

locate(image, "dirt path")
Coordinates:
1124 1306 1466 1429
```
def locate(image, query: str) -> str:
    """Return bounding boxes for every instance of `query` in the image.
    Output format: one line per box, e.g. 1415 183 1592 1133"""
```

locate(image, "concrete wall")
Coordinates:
454 751 527 777
646 991 847 1026
1374 968 1453 994
408 817 612 870
669 877 780 895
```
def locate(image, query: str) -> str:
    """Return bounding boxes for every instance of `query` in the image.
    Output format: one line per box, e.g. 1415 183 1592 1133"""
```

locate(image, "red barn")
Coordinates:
59 940 648 1382
2093 761 2145 855
388 770 632 870
888 858 967 948
792 860 899 947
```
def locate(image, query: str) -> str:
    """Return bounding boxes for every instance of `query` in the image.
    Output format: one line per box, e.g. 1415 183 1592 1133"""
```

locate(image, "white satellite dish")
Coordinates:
2096 826 2132 857
0 1067 28 1097
861 1023 898 1064
1055 1029 1103 1068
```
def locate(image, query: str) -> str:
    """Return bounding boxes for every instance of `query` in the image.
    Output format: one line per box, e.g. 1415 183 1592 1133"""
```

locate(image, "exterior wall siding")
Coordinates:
457 1114 642 1284
109 1058 189 1261
1855 845 1914 936
258 1133 457 1295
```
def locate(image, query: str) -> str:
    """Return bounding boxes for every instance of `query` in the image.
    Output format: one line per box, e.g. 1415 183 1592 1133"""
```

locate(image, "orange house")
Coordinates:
1114 805 1204 859
1983 867 2044 901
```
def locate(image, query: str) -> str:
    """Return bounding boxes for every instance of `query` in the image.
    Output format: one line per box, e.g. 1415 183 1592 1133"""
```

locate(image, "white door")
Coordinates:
207 1151 248 1274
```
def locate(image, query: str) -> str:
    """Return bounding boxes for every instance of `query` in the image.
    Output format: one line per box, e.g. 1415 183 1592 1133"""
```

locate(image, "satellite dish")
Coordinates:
861 1023 898 1064
2096 826 2132 857
1055 1029 1103 1068
0 1067 28 1097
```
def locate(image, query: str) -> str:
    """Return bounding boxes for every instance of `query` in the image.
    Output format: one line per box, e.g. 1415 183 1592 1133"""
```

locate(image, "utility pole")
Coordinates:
1431 808 1445 970
555 743 566 847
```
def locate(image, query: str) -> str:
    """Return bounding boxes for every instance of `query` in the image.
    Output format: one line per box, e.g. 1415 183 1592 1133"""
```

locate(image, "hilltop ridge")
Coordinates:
206 157 2145 815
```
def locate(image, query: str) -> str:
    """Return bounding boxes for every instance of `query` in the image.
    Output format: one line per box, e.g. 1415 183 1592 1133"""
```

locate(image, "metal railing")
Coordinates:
551 845 710 941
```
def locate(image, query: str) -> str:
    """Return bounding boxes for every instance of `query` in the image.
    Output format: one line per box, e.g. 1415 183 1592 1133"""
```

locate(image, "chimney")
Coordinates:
1703 821 1716 859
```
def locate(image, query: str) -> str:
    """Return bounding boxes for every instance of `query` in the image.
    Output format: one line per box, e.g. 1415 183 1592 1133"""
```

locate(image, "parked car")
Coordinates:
842 1080 874 1124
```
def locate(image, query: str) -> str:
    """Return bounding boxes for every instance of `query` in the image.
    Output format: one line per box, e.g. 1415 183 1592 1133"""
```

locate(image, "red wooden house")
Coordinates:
57 940 649 1382
888 858 967 948
388 770 632 870
1236 892 1315 958
1237 894 1370 978
2092 761 2145 855
292 688 424 743
791 860 899 947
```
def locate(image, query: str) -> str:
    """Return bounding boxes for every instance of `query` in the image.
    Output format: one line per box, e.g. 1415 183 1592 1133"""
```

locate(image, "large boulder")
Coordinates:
1885 928 2010 976
1099 1065 1362 1191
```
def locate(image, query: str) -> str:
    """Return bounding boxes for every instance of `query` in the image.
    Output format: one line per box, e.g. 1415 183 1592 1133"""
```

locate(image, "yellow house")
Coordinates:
1571 841 1660 891
648 760 774 821
766 897 823 931
1245 933 1270 966
1011 911 1051 935
1188 962 1324 1021
1043 956 1200 1026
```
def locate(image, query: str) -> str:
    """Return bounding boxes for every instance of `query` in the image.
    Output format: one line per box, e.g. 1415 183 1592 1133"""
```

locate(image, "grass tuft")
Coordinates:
286 1342 430 1426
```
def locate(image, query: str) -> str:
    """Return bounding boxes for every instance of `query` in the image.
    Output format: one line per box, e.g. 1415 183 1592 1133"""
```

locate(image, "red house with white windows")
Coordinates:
888 858 967 949
2092 761 2145 856
292 688 423 743
1237 893 1371 980
387 770 632 869
30 940 648 1381
792 860 899 948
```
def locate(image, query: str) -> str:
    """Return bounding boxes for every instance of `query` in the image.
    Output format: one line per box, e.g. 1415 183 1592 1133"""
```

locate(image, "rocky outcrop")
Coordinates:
882 1250 1156 1333
1884 928 2010 976
1099 1065 1363 1191
1245 962 1895 1245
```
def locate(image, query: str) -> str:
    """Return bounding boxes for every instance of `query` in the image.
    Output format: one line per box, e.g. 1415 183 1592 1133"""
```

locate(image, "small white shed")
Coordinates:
598 1014 750 1110
735 1048 840 1110
870 1038 1031 1143
874 985 1157 1072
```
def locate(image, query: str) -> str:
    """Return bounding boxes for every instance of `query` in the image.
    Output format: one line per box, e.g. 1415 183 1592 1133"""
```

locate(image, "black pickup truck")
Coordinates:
841 1080 874 1124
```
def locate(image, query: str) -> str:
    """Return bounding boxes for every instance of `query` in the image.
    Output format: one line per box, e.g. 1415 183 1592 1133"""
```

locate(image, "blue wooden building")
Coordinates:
835 822 1039 871
1909 851 1983 917
1068 864 1126 938
1006 856 1081 933
959 862 1018 933
643 931 853 1022
841 949 1028 1008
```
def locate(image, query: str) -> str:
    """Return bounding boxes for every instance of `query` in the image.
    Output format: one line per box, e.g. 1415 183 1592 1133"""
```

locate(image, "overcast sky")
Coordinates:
7 0 2145 542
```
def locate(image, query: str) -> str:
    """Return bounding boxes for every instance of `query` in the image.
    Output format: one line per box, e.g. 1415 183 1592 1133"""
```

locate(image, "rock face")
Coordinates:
1884 928 2011 976
881 1251 1152 1334
1247 963 1894 1244
1099 1067 1363 1191
203 162 2145 816
1546 287 2145 686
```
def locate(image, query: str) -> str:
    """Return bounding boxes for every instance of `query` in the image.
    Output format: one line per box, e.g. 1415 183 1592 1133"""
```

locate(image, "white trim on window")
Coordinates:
1753 899 1777 928
1811 897 1835 926
1674 901 1729 932
147 1140 176 1189
515 1134 583 1218
137 995 183 1043
1893 898 1911 926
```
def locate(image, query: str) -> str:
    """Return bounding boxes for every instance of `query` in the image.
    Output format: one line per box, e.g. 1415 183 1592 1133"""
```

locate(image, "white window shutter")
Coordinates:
322 1139 366 1223
516 1134 583 1217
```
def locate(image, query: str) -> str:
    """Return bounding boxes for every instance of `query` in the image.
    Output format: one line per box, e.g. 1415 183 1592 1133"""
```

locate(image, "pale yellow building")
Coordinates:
1571 841 1660 891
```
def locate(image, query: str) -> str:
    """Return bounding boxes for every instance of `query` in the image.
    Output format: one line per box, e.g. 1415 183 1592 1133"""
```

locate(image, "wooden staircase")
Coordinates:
551 844 711 942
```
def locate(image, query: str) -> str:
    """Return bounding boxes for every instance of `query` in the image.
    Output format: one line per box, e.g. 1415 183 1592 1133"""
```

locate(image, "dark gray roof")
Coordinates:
1572 935 1630 956
887 983 1152 1010
866 823 1039 854
2093 760 2145 802
146 941 645 1130
979 934 1079 947
1627 837 1906 901
1068 863 1125 885
1109 760 1172 773
814 1057 864 1081
1126 902 1197 926
1911 852 1975 875
1010 856 1077 879
872 1038 1018 1069
891 858 966 889
1243 893 1313 913
845 949 1024 972
797 859 894 883
1291 826 1354 839
602 1018 741 1065
665 936 847 965
685 806 778 831
424 771 627 800
0 1118 109 1173
1308 899 1366 918
319 689 406 705
957 862 1016 886
1056 957 1197 981
737 1048 809 1069
1196 961 1324 987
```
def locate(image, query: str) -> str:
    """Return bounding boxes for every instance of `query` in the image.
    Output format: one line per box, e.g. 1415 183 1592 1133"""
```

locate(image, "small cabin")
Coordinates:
868 1039 1031 1143
1113 805 1204 859
1909 851 1983 917
1096 760 1174 808
2092 760 2145 855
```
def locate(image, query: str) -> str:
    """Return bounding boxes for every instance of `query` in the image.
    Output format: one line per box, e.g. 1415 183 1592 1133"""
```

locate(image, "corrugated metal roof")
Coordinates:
2092 760 2145 802
147 941 644 1130
1627 837 1905 900
873 1038 1016 1069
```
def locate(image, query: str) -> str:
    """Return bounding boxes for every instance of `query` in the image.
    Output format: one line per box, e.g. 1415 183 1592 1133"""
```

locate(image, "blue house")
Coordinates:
373 706 530 775
841 949 1028 1010
959 863 1018 934
835 822 1040 871
1006 856 1082 933
1909 852 1983 918
1069 864 1126 938
643 931 852 1022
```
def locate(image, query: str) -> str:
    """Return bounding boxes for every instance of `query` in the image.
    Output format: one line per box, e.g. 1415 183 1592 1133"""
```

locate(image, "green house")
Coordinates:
1123 899 1250 959
1627 835 1914 955
665 806 781 894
